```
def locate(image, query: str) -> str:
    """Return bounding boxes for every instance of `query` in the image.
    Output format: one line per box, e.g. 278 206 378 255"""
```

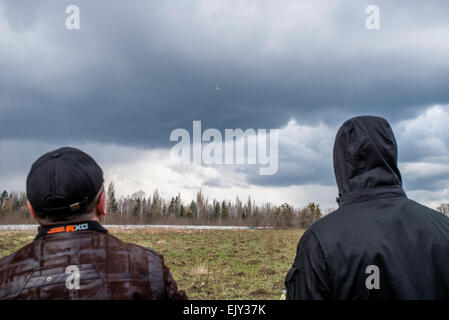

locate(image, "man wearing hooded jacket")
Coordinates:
285 116 449 299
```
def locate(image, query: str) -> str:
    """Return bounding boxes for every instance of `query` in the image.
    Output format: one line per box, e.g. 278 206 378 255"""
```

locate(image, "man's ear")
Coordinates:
96 191 106 217
27 200 38 221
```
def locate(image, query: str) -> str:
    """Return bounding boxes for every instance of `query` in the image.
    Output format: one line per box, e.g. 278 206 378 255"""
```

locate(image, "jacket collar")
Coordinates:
35 220 108 240
337 185 407 207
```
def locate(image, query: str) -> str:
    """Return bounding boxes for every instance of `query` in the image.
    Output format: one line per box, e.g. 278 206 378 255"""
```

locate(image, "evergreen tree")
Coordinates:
0 190 8 210
221 200 229 219
189 200 197 218
107 182 118 213
213 201 221 218
133 198 142 217
246 196 253 217
168 197 176 215
179 204 186 217
174 193 181 215
131 191 145 218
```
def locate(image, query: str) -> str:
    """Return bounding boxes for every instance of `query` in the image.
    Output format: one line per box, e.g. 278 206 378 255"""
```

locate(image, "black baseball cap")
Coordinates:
26 147 104 219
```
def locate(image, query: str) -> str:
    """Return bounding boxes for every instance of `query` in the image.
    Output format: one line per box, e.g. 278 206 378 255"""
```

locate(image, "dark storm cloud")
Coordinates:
1 0 449 200
1 0 449 149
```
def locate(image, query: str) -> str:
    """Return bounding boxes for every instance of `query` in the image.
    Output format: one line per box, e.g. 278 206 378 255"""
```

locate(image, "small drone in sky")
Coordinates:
215 84 224 96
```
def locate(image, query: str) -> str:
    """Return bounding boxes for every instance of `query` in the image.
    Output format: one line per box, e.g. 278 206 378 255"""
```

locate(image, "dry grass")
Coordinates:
0 228 303 299
191 263 209 276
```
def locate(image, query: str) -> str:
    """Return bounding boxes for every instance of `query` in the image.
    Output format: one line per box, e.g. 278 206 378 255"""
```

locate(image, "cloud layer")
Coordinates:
1 105 448 209
1 1 449 147
0 1 448 209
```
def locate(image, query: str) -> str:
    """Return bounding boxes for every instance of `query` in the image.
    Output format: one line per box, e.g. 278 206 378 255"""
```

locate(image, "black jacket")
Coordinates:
285 116 449 299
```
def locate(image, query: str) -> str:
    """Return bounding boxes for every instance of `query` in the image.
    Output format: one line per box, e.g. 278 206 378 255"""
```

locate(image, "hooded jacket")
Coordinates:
285 116 449 299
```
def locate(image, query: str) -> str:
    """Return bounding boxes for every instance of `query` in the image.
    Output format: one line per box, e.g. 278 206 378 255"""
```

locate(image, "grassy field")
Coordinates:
0 228 303 299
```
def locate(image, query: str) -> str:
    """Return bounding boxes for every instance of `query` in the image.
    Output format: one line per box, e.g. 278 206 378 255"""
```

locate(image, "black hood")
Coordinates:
333 116 403 202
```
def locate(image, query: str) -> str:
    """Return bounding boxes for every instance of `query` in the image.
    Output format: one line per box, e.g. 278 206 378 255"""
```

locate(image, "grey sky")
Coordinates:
0 0 448 208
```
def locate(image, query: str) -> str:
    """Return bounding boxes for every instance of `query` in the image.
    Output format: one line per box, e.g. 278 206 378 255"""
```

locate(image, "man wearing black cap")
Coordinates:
285 116 449 299
0 147 187 300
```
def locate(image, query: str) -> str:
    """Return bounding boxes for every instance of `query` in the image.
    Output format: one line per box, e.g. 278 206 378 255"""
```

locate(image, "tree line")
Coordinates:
104 182 325 228
0 183 325 228
1 183 448 228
